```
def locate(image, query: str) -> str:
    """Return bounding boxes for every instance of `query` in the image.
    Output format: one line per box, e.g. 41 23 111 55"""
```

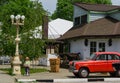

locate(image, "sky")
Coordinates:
40 0 57 14
112 0 120 5
40 0 120 14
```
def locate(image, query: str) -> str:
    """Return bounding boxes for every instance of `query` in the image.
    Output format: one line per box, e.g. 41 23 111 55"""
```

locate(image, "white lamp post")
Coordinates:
10 14 25 75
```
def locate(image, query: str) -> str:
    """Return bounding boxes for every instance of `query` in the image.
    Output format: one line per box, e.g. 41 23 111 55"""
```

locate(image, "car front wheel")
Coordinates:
79 68 89 78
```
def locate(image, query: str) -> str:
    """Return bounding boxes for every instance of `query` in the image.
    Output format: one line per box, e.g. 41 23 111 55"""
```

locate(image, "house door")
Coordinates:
90 41 106 55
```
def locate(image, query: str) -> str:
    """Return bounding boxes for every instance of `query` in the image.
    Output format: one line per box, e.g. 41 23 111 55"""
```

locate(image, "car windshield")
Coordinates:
90 53 96 60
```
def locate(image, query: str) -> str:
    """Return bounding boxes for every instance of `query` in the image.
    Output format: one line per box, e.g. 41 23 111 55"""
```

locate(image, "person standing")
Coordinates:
24 57 31 76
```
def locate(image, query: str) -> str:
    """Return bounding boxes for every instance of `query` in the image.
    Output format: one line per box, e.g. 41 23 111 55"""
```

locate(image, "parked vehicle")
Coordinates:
59 53 81 68
0 56 11 65
69 52 120 78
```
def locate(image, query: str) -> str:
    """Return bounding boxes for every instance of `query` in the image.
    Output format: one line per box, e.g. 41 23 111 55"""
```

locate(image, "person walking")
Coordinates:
24 57 31 76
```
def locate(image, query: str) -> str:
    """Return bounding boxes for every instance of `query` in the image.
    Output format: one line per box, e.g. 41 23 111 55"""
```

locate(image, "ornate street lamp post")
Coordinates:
10 14 25 75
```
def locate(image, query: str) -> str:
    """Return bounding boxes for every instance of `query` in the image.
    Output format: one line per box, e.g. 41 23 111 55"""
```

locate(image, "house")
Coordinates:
59 3 120 60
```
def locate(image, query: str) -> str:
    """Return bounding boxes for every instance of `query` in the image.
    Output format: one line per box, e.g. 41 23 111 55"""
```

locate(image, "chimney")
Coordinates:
42 15 48 39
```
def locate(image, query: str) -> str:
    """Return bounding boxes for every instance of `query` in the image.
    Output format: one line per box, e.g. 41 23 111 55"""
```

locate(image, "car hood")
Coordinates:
71 60 95 64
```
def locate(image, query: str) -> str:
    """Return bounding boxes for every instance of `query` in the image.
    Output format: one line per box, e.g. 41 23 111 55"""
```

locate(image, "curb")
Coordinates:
54 79 88 82
104 78 120 82
36 79 53 82
17 79 36 82
16 78 120 82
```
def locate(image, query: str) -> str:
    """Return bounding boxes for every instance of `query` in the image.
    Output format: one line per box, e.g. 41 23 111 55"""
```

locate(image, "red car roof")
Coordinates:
95 52 120 56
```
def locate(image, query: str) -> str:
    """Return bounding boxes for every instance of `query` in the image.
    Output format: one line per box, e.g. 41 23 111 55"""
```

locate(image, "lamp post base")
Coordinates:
12 55 22 75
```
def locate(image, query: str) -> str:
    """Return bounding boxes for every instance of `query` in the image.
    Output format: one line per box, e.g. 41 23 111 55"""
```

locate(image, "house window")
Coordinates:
90 42 96 55
81 14 87 24
74 17 80 26
74 15 87 26
99 43 105 52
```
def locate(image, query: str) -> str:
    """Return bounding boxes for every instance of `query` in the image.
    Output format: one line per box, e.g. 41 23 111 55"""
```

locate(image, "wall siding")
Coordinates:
89 13 106 22
70 39 84 59
110 12 120 21
74 6 88 18
108 38 120 52
70 38 120 60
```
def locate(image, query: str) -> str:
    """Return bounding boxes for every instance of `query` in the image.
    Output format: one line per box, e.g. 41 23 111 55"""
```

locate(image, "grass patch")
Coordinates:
0 67 48 75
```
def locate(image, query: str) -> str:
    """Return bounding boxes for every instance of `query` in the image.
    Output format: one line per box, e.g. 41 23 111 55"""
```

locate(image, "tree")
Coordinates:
72 0 111 4
0 0 47 59
0 0 10 6
51 0 112 21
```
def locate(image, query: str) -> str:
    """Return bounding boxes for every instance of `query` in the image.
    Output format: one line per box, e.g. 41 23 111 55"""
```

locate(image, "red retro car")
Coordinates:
69 52 120 78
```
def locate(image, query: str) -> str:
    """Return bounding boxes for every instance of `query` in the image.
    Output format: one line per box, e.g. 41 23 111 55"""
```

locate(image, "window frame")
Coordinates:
74 16 80 26
81 14 87 24
90 41 97 55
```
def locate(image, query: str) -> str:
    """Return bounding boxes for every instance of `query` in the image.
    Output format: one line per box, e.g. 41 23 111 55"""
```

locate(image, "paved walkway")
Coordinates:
0 65 110 83
0 65 73 83
0 70 15 83
14 67 73 80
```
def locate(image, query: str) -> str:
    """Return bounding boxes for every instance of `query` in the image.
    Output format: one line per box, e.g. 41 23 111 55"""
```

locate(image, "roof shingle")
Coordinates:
74 3 120 12
59 17 120 40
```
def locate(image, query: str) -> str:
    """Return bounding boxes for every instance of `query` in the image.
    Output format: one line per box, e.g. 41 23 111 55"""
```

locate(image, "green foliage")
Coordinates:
0 67 48 75
72 0 112 4
0 0 45 34
52 0 73 21
0 0 47 58
20 34 46 59
51 0 112 21
0 0 10 6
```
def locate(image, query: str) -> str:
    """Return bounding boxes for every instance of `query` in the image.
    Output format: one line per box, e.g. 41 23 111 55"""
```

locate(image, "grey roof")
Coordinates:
59 17 120 40
74 2 120 12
